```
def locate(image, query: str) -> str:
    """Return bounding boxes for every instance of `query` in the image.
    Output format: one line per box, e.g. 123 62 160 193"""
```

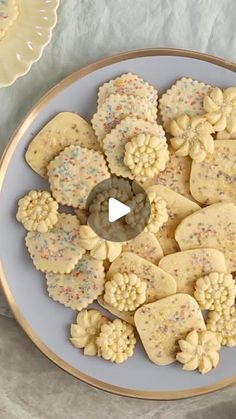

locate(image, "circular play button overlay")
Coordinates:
86 176 151 242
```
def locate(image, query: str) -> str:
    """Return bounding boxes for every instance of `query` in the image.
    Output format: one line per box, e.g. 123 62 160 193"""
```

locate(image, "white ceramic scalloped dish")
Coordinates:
0 0 60 87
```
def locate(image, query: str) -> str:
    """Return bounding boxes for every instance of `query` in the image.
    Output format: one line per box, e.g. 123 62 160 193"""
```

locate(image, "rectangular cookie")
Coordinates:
107 252 176 303
135 294 206 365
190 140 236 205
175 202 236 272
159 248 227 295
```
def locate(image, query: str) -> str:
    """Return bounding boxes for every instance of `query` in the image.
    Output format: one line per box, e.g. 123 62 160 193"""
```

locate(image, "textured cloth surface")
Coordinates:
1 1 236 415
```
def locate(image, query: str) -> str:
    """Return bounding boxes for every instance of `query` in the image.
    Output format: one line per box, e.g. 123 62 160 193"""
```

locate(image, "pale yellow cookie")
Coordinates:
124 132 168 181
25 112 100 178
176 330 220 374
96 319 136 363
104 272 147 311
98 73 157 108
0 0 19 40
92 94 156 145
159 77 211 129
107 252 176 303
74 208 87 225
77 225 123 262
25 213 85 274
144 190 168 233
168 114 215 162
46 255 105 310
206 307 236 347
142 147 193 201
159 248 227 295
70 310 108 356
122 231 163 264
194 272 236 311
190 140 236 205
134 294 206 365
203 87 236 138
103 117 169 179
175 202 236 272
146 185 200 255
97 296 135 325
48 145 109 209
16 190 58 233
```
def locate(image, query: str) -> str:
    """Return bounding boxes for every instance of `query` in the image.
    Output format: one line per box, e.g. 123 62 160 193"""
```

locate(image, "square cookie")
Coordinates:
135 294 205 365
159 248 227 295
190 140 236 205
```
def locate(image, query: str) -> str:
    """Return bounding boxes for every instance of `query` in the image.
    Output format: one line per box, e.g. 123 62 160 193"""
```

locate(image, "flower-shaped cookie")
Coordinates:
96 319 136 363
206 307 236 347
70 309 108 356
176 330 221 374
104 272 147 311
203 87 236 138
77 225 123 262
16 190 59 233
125 193 150 232
194 272 236 311
169 114 215 162
124 133 169 181
144 190 168 233
89 177 133 214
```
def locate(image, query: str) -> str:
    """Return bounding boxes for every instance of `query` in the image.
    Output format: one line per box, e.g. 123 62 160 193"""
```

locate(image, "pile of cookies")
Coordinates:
16 73 236 374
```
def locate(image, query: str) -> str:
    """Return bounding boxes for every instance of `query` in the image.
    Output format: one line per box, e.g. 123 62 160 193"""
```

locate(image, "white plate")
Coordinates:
1 49 236 400
0 0 59 87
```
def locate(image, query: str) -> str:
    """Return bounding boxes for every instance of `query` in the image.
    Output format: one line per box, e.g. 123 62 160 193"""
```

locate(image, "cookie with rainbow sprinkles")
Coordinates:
46 255 105 311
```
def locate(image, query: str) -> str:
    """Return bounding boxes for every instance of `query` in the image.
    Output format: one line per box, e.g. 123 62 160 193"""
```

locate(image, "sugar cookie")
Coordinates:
107 252 176 303
96 319 136 363
134 294 206 365
77 225 123 262
103 117 168 179
97 296 135 325
194 272 236 311
175 202 236 272
190 140 236 205
98 73 157 108
159 77 211 129
146 185 200 255
159 248 227 295
104 272 147 311
176 330 220 374
168 114 215 162
25 213 85 274
92 94 156 145
16 190 58 233
206 307 236 347
48 145 109 209
142 147 193 201
122 231 163 264
25 112 99 177
70 310 108 356
203 87 236 139
46 255 105 310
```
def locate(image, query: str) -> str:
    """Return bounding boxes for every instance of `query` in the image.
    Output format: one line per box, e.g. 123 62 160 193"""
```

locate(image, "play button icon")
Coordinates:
108 198 130 222
86 176 151 242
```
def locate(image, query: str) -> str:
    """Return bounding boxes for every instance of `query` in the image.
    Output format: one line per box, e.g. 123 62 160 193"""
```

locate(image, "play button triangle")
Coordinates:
108 197 130 223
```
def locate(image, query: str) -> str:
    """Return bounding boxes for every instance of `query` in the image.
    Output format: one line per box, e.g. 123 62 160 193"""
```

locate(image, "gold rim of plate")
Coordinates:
1 48 236 400
0 0 60 87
